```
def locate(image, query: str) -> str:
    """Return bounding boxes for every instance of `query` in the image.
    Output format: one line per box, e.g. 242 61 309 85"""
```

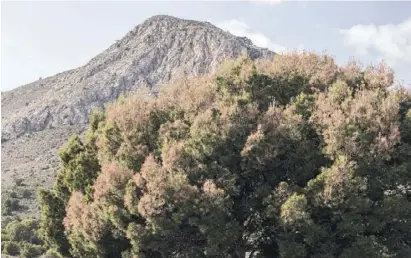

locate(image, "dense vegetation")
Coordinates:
1 219 46 257
9 52 411 257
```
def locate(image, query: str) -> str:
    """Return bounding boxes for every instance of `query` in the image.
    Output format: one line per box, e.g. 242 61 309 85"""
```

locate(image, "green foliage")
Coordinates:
38 186 72 255
1 219 45 258
20 243 46 258
43 249 64 258
20 189 33 199
2 219 42 244
38 117 102 256
2 195 21 215
37 52 411 257
8 190 18 199
2 241 20 256
14 178 24 186
85 108 106 148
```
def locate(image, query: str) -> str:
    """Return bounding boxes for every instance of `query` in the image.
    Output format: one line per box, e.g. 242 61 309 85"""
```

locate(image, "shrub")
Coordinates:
20 243 45 258
42 249 64 258
2 241 20 256
1 219 45 257
1 216 15 230
2 197 21 215
20 189 32 199
8 190 18 199
2 219 42 243
14 178 24 186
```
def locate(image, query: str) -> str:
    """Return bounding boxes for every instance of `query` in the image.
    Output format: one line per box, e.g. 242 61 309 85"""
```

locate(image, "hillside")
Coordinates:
1 15 275 221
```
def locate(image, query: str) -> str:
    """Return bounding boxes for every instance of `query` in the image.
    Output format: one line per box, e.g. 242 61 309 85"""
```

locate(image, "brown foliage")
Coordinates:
136 156 198 222
256 51 339 89
93 162 134 201
314 87 401 161
64 192 106 243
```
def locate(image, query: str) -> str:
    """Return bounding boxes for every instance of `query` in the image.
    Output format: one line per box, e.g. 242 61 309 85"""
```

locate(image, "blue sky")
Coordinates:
1 1 410 91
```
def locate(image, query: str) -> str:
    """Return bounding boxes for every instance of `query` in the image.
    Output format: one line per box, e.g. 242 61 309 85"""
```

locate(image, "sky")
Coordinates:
1 1 411 91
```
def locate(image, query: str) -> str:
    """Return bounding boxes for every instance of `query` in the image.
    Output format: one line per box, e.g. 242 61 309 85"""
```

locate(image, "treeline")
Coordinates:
4 52 411 257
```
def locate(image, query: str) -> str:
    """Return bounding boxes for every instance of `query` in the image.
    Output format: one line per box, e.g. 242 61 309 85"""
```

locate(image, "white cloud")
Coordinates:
340 18 411 66
215 19 287 53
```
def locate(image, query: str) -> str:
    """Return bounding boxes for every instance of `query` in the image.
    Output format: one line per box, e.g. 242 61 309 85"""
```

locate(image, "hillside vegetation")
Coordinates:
4 52 411 258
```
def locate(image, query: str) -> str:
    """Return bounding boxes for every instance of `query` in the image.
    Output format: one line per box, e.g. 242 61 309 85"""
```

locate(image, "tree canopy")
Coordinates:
39 52 411 258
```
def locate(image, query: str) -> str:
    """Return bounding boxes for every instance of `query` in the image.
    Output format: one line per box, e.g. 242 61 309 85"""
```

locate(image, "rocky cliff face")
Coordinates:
1 15 275 218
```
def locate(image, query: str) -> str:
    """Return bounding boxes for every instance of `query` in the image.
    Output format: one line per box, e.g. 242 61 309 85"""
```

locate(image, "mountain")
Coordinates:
1 15 275 219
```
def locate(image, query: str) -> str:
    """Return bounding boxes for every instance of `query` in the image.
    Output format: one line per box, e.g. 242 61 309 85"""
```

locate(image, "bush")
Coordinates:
1 216 15 230
1 219 45 257
14 178 24 186
42 249 64 258
20 243 45 258
8 190 18 199
2 219 43 244
2 241 20 256
2 197 21 215
20 189 32 199
1 242 45 258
